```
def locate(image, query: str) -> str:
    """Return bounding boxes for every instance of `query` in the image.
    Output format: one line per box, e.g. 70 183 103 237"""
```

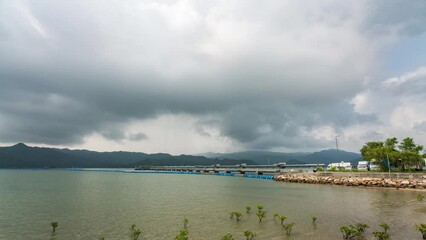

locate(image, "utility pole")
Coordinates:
335 135 340 163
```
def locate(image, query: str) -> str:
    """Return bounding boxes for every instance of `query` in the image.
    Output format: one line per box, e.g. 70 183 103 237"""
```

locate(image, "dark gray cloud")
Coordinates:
0 0 425 152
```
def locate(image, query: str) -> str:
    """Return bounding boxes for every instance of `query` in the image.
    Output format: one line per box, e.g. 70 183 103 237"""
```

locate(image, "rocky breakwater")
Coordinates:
274 174 426 190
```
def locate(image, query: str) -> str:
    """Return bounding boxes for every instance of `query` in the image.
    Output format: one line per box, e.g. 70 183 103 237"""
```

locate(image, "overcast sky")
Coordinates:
1 0 426 154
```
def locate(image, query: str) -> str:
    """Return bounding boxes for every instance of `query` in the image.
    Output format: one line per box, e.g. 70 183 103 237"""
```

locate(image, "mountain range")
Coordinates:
0 143 361 168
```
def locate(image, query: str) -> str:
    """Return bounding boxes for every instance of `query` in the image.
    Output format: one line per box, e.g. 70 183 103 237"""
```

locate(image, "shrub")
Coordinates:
415 224 426 239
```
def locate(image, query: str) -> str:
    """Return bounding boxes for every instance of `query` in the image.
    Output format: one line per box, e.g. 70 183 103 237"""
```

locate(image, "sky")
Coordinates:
0 0 426 154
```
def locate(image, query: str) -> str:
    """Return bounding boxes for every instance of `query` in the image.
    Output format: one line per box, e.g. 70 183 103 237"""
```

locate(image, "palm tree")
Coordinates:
283 223 295 235
220 233 234 240
415 224 426 239
246 206 251 214
311 216 317 224
340 226 360 239
372 223 390 240
273 213 280 220
379 223 389 233
50 222 58 233
243 230 256 240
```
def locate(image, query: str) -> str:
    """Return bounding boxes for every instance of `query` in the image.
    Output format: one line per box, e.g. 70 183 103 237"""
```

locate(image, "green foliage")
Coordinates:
183 218 189 228
256 205 264 211
311 216 317 224
340 225 360 239
233 212 243 221
283 222 295 235
279 215 287 226
220 233 234 240
243 230 256 240
229 212 235 219
246 206 251 214
256 210 266 222
329 166 337 171
129 224 142 240
273 213 280 220
379 223 389 233
373 231 390 240
415 224 426 239
355 223 369 233
51 222 58 233
360 137 424 171
174 229 189 240
417 193 425 201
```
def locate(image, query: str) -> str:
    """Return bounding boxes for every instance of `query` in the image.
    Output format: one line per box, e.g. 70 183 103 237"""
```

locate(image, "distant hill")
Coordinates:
202 149 361 165
297 149 361 165
0 143 256 168
202 151 311 165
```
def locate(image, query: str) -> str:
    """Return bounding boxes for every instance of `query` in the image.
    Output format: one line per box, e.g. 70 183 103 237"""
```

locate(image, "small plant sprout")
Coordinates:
311 216 317 224
256 210 266 222
246 206 251 214
273 213 280 220
50 222 58 233
340 225 360 239
243 230 256 240
132 228 142 240
415 224 426 239
417 193 425 201
283 222 295 235
356 223 369 233
220 233 235 240
379 222 389 233
174 229 189 240
183 218 189 228
234 212 243 222
372 232 390 240
279 215 287 226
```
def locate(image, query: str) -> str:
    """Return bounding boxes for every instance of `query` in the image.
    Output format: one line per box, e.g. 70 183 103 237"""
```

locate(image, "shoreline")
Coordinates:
274 173 426 191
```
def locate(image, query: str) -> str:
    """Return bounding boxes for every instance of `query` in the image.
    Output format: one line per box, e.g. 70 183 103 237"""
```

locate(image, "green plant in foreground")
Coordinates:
175 229 189 240
355 223 369 233
183 218 189 228
256 210 266 222
379 222 389 233
243 230 256 240
273 213 280 220
415 224 426 239
417 193 425 201
220 233 234 240
283 222 295 235
373 231 390 240
340 226 360 239
279 215 287 226
246 206 251 214
311 216 317 224
50 222 58 233
131 228 141 240
233 211 243 221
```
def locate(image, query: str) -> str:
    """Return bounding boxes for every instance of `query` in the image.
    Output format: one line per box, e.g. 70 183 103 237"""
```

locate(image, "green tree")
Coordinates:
417 193 425 201
373 222 390 240
279 215 287 226
273 213 280 220
311 216 317 224
243 230 256 240
132 229 141 240
256 205 264 211
246 206 251 214
256 210 266 222
233 212 243 222
220 233 234 240
283 223 295 235
415 224 426 239
50 222 58 233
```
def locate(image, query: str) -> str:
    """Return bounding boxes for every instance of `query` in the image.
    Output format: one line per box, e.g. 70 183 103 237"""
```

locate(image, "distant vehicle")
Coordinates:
357 161 369 171
369 159 380 171
327 161 352 171
274 162 287 168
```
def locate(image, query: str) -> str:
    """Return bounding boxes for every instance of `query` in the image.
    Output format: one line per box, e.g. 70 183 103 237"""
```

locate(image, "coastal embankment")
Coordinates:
274 172 426 190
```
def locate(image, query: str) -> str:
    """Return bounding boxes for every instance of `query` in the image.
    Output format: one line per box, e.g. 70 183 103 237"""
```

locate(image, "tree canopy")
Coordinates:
360 137 425 171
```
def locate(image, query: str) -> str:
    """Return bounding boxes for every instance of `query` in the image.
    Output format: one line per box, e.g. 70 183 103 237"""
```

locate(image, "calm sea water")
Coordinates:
0 170 425 240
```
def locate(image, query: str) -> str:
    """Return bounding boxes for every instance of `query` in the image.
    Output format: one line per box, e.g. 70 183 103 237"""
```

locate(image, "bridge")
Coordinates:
137 163 325 175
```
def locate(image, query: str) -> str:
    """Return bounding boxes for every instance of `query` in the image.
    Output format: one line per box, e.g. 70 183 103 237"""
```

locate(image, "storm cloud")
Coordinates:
0 0 425 153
